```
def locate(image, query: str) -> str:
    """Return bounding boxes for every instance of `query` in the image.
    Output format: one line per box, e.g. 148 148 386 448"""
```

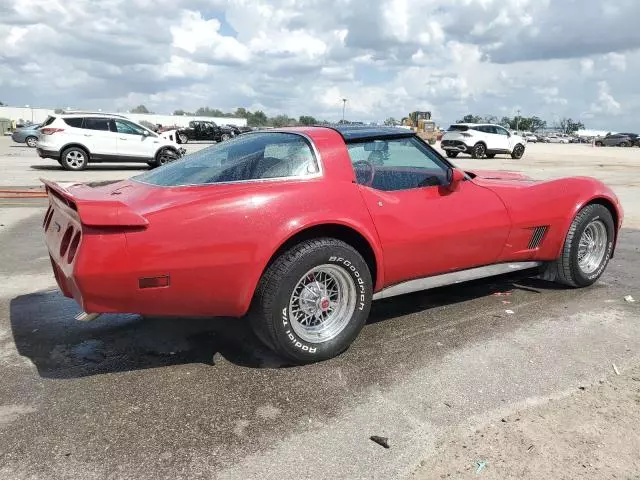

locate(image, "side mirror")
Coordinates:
446 168 465 191
143 130 150 136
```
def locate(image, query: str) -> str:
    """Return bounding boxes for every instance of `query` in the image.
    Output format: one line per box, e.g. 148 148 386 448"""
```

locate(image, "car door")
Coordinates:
113 119 158 161
82 117 118 158
489 125 511 151
348 136 512 287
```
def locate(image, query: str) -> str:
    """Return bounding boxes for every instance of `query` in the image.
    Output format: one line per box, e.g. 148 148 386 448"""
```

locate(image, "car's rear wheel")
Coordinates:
221 133 231 142
445 151 458 158
178 133 189 144
595 141 603 147
619 141 630 147
471 143 486 159
511 144 525 159
25 136 37 148
60 147 88 171
550 204 614 287
250 238 372 364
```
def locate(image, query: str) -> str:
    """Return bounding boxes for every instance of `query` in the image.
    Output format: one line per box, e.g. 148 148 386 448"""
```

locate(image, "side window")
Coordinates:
347 137 449 191
63 117 83 128
495 126 509 136
84 118 111 131
115 120 145 135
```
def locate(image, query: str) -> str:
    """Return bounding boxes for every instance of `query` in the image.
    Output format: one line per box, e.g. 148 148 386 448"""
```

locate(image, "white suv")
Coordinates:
36 113 184 170
441 123 526 159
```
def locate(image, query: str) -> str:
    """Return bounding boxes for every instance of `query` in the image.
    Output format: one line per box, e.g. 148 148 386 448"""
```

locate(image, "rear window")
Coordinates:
63 117 84 128
41 116 56 127
448 125 469 131
84 118 110 131
134 133 320 187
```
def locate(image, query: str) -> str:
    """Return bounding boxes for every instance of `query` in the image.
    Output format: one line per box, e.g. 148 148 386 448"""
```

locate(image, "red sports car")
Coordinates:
42 126 623 364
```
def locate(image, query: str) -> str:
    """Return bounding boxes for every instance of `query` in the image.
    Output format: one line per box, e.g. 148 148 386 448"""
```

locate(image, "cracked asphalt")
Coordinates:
1 140 639 479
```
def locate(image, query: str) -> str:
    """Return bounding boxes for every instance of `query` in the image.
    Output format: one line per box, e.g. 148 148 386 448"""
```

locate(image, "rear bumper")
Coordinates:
441 140 471 152
37 148 61 160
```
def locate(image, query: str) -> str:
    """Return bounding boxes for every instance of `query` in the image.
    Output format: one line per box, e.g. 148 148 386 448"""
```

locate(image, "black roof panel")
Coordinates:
320 125 415 141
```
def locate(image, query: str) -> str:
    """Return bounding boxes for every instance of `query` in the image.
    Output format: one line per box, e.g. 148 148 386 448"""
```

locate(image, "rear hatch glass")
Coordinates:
447 125 469 131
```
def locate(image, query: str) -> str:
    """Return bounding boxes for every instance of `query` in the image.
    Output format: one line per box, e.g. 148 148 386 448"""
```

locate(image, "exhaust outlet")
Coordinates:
75 312 102 322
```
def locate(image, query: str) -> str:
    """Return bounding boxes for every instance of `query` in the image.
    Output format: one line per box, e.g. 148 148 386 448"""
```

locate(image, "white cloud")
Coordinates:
590 81 621 116
606 52 626 72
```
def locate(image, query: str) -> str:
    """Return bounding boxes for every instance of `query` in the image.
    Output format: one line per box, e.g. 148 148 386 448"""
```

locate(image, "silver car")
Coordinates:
11 124 41 147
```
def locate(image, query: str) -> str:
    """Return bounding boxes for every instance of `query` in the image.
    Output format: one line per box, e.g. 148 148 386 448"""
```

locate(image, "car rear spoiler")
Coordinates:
41 178 149 228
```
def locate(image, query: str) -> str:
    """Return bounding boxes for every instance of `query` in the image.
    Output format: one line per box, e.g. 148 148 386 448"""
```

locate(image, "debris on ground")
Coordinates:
370 435 390 449
502 300 511 305
444 402 452 408
527 445 535 453
624 295 636 303
475 461 487 474
612 364 620 375
505 310 515 315
493 292 512 297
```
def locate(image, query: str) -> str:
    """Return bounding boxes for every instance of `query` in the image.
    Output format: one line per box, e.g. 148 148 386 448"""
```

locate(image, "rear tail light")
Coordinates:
44 208 54 231
40 128 65 135
43 206 52 227
59 226 74 257
67 232 81 263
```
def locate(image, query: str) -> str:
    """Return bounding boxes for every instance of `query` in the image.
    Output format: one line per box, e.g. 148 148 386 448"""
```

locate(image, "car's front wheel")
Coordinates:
60 147 89 171
445 151 458 158
178 133 189 144
511 144 525 159
250 238 372 364
221 133 231 141
25 136 37 148
152 147 177 168
549 204 614 287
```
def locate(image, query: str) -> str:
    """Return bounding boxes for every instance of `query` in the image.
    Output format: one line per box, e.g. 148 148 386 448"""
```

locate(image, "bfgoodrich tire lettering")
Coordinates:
250 238 372 364
553 204 614 287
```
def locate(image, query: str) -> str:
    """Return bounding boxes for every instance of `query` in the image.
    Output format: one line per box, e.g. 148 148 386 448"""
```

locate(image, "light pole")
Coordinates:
516 109 521 133
341 98 347 123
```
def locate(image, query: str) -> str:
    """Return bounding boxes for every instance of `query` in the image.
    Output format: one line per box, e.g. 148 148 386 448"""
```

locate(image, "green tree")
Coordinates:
0 101 4 106
384 117 398 126
557 117 585 135
298 115 318 126
483 115 498 124
270 114 293 127
130 104 150 114
247 110 268 126
234 108 248 118
54 108 65 114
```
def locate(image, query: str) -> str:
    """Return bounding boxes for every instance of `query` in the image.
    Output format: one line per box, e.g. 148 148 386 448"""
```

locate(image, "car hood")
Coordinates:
466 169 535 182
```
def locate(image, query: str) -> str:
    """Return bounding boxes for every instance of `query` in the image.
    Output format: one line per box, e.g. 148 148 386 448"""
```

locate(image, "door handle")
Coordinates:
119 137 128 140
84 134 92 137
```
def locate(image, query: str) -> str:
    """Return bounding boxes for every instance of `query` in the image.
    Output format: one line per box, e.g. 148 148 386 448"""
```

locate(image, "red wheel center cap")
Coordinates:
320 298 330 311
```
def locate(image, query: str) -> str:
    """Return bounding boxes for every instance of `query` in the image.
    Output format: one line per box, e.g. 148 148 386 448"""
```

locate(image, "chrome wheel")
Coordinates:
179 133 188 144
65 150 86 169
26 136 37 148
473 143 485 158
288 265 357 344
578 219 607 274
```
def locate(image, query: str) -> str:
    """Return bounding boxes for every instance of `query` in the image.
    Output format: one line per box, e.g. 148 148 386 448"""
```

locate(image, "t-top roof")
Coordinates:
321 125 415 141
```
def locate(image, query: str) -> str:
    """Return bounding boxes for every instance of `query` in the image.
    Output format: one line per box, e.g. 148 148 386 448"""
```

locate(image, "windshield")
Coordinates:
135 132 319 187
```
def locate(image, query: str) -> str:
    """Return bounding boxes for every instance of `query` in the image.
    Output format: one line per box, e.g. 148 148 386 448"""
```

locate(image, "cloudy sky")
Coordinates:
1 0 639 129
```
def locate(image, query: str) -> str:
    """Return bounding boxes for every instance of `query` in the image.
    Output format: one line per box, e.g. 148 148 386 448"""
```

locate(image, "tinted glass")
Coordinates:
495 126 509 136
63 117 83 128
84 118 111 131
115 120 145 135
42 116 55 127
347 136 449 191
135 133 319 186
448 125 468 131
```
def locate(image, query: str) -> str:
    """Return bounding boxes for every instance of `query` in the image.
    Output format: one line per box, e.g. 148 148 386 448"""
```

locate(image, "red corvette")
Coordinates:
42 126 623 364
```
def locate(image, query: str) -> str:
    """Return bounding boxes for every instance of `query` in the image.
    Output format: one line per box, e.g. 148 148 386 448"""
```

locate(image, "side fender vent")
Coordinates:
528 226 549 249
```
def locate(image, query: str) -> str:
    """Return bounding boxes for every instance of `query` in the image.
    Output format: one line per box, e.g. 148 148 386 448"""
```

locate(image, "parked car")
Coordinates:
11 123 41 147
36 113 184 170
594 133 634 147
225 124 253 136
617 133 639 146
545 135 570 144
524 134 538 143
176 121 235 144
441 123 526 159
40 125 622 364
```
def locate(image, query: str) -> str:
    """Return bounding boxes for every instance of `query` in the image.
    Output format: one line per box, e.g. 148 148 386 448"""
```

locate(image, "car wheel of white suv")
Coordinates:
471 143 486 159
61 147 89 171
511 144 525 159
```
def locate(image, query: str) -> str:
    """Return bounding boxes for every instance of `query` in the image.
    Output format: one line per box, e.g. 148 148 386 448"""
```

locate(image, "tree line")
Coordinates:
455 114 585 135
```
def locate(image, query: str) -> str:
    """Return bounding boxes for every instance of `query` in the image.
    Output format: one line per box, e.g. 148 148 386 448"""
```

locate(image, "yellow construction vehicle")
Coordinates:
401 111 437 143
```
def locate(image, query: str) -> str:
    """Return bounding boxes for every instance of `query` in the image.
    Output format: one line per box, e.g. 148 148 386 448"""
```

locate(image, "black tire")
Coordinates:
485 153 496 159
595 141 603 147
619 142 629 148
471 143 486 159
152 147 176 168
25 136 37 148
250 238 373 364
551 204 614 287
511 144 525 159
178 133 189 144
445 151 459 158
220 133 231 142
60 147 89 171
